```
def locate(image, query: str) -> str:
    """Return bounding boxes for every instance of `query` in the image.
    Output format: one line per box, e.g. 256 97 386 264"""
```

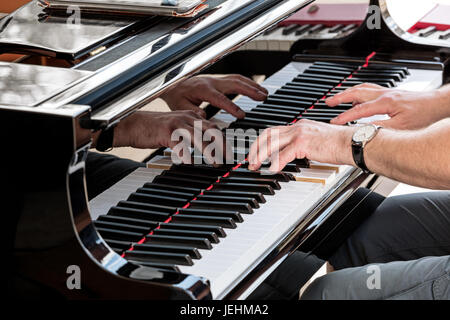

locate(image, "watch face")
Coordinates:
353 125 377 143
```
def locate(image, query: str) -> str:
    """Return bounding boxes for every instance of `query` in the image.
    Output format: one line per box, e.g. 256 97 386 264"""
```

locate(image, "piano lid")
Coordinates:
0 62 92 107
0 1 154 60
28 0 312 127
0 0 231 60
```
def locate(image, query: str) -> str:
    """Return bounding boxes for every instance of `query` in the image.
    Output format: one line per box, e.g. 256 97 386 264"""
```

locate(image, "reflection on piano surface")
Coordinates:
1 0 449 299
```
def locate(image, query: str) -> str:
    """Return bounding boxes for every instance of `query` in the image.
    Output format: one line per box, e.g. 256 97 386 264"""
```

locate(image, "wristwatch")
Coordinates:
351 124 382 173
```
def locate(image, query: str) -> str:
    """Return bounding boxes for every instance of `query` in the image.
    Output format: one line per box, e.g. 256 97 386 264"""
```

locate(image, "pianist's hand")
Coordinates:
114 110 219 149
160 75 268 119
248 119 356 172
326 83 450 130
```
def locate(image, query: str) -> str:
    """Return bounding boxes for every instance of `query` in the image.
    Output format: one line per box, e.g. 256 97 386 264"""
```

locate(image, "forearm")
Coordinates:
364 119 450 189
435 84 450 119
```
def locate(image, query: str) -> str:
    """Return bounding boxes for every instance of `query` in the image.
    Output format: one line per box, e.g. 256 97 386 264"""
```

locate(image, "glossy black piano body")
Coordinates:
2 0 449 300
3 0 315 299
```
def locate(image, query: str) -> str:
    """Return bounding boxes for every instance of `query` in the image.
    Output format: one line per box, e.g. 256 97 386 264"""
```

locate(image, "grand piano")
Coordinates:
2 0 449 300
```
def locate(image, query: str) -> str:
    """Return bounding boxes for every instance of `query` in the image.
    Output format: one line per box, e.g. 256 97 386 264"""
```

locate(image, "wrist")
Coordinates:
436 87 450 118
114 112 140 147
337 126 357 166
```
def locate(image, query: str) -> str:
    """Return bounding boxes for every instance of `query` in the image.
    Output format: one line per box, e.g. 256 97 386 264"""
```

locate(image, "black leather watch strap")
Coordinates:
96 126 115 152
351 141 370 173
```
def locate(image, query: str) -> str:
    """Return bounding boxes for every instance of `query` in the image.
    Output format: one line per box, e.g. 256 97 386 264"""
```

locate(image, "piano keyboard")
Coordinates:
89 57 443 299
239 2 367 52
239 23 359 52
411 26 450 41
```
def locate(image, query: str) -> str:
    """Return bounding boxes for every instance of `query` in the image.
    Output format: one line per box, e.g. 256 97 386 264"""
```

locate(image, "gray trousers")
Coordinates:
302 192 450 300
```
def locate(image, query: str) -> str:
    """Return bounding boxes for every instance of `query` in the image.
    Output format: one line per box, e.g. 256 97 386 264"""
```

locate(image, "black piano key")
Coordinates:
256 103 306 112
265 97 313 109
94 220 150 234
109 247 126 254
127 260 180 273
133 243 202 259
220 176 281 190
356 69 405 78
342 80 393 88
96 227 144 242
244 111 295 122
162 167 222 178
161 170 219 182
353 71 403 82
282 24 300 35
159 223 227 238
294 24 312 36
269 93 317 103
231 168 294 182
213 182 275 195
128 192 188 207
314 102 353 109
239 161 300 173
201 190 266 204
152 229 219 245
297 73 344 81
313 61 360 69
302 111 343 118
290 158 310 168
307 24 324 34
293 76 341 86
251 107 300 117
117 201 175 214
146 234 212 250
311 107 347 114
104 239 133 251
135 187 194 200
196 194 259 209
328 24 344 33
229 120 270 130
328 89 347 95
299 115 334 123
309 106 344 114
179 207 244 222
236 116 288 127
153 176 211 189
363 65 409 76
340 24 357 33
285 82 334 90
171 214 237 229
263 26 280 35
170 164 228 176
186 200 250 216
309 64 355 72
418 26 436 37
439 30 450 40
303 68 352 78
109 205 171 222
97 215 159 229
275 88 324 99
349 77 396 87
142 183 201 194
125 250 194 266
281 84 328 94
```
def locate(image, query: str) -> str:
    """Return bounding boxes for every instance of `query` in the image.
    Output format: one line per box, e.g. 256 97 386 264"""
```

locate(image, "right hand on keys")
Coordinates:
326 83 450 130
